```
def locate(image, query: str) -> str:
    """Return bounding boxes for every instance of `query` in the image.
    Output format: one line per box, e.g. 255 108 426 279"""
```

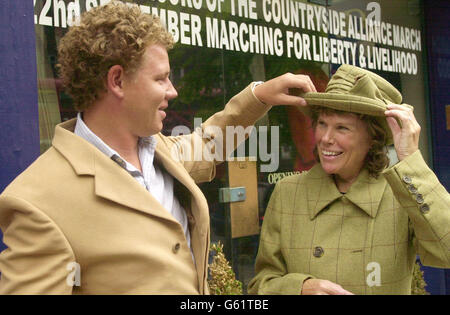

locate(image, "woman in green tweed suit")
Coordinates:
248 65 450 295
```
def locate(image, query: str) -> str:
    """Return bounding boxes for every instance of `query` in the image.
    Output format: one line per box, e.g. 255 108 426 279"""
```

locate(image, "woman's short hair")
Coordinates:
57 1 174 111
310 106 390 178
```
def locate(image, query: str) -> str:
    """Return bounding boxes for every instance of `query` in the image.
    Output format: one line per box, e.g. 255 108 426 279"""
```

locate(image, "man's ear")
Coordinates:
106 65 125 99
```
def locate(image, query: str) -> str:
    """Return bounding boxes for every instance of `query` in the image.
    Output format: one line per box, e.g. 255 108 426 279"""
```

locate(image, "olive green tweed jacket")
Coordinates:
248 150 450 295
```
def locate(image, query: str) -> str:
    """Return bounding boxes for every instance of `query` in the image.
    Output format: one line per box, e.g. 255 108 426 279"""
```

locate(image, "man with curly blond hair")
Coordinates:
0 1 316 294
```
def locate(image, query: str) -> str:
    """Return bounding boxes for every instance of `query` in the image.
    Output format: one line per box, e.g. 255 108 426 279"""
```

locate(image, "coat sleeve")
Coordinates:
383 150 450 268
164 84 272 184
0 195 76 294
247 183 314 295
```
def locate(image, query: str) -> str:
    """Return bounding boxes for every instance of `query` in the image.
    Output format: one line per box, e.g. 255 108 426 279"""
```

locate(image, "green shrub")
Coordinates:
208 242 243 295
411 261 429 295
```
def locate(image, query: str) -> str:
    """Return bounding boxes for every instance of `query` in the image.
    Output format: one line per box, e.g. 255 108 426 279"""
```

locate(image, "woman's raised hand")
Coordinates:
385 104 421 161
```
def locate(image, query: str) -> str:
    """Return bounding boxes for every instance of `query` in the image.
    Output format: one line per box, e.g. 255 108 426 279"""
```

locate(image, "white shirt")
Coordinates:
74 113 193 259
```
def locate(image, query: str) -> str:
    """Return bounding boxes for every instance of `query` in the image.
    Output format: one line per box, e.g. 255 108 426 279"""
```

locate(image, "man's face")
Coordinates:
122 44 177 137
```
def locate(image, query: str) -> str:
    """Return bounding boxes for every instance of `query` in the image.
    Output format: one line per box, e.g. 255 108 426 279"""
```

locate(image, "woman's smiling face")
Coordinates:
315 111 372 184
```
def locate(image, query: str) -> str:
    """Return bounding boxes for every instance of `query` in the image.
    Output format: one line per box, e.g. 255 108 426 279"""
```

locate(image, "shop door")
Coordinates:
212 158 262 294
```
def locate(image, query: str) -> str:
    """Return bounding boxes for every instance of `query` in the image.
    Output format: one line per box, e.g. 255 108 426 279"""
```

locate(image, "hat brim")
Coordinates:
299 91 394 145
303 92 388 116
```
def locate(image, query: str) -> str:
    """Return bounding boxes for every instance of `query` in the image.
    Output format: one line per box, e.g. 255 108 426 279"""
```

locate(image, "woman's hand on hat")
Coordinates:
385 104 421 161
253 73 317 106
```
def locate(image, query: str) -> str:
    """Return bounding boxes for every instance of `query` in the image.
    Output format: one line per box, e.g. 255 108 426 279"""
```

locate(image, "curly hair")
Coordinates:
310 107 390 178
57 1 174 111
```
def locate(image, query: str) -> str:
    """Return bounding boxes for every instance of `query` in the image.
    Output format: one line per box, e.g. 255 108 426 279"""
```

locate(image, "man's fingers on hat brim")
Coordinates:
291 74 317 93
305 75 317 92
281 94 307 106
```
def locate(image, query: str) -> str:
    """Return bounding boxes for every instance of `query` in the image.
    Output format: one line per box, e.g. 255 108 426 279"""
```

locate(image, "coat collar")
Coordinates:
52 119 196 225
305 164 387 220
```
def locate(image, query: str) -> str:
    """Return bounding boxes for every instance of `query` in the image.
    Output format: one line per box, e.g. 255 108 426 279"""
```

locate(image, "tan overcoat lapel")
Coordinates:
153 137 210 293
52 119 178 224
153 138 209 223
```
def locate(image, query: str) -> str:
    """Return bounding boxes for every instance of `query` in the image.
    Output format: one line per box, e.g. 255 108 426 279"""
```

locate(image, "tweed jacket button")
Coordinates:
313 246 324 258
402 175 412 184
172 243 181 254
415 194 424 204
407 184 418 194
420 203 430 214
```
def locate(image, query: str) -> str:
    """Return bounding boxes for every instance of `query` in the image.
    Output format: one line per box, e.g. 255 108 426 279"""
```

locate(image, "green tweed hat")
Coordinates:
297 64 410 145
